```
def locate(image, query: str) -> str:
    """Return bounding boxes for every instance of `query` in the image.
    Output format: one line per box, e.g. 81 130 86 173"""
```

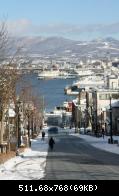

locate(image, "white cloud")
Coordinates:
4 19 119 39
7 19 32 35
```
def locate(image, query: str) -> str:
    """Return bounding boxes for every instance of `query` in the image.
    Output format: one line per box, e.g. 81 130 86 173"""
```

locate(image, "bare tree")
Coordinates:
0 21 8 62
0 21 20 150
0 20 42 151
19 83 43 131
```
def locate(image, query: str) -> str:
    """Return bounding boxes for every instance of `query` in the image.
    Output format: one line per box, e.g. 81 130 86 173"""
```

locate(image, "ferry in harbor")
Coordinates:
37 70 76 79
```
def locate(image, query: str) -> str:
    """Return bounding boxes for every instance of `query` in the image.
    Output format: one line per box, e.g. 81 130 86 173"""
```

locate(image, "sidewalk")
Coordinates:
0 151 16 164
71 131 119 155
0 148 25 165
0 134 48 180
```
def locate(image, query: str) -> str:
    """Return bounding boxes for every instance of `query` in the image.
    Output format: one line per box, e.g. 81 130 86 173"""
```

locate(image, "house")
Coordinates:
106 101 119 135
91 88 119 134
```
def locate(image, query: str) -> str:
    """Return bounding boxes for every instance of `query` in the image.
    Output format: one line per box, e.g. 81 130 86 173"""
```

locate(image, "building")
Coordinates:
91 88 119 135
106 75 119 89
106 101 119 135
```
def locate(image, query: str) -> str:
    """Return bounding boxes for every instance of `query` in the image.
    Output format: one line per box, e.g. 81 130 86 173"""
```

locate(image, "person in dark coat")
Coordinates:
102 128 105 139
49 137 55 150
16 149 19 156
42 131 45 140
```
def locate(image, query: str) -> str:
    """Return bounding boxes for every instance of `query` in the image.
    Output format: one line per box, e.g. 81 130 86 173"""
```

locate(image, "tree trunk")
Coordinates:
0 110 5 144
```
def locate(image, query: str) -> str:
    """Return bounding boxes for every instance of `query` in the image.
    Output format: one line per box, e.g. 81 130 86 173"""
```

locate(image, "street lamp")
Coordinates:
90 105 94 133
26 109 31 147
17 100 21 148
75 105 80 133
109 96 113 144
93 108 98 137
25 104 34 147
101 108 103 131
31 110 34 139
5 108 11 152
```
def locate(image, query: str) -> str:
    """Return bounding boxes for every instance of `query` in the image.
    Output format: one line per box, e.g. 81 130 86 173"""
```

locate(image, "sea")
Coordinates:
21 73 76 112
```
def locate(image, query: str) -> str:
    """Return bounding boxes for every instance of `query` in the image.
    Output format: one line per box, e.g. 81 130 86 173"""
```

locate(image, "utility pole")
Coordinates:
17 101 21 148
90 105 93 132
95 109 98 137
41 96 44 128
101 108 103 131
27 112 31 147
109 96 113 144
7 107 11 152
95 91 98 137
75 105 79 133
31 112 34 139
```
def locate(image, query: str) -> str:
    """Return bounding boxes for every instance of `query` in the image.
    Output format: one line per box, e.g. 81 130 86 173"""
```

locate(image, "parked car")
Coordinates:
85 127 92 134
79 127 85 134
48 127 58 134
79 127 92 134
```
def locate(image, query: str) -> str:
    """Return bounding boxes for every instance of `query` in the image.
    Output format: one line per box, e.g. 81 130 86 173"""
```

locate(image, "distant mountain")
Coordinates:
10 36 119 58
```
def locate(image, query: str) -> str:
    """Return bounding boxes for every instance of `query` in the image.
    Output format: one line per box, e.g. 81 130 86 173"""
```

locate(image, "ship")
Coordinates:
37 70 76 79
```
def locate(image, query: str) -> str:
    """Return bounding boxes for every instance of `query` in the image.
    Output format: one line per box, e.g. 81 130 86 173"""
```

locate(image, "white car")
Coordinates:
79 127 85 134
85 127 92 134
79 127 92 134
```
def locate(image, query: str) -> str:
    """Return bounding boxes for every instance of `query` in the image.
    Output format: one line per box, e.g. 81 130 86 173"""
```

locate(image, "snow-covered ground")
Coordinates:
0 134 48 180
70 130 119 155
0 127 119 180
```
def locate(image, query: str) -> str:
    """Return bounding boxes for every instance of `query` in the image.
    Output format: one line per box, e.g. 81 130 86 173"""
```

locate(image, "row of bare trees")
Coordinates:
0 21 43 153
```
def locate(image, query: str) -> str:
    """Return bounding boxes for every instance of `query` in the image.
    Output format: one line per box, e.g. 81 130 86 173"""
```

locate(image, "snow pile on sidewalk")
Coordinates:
0 135 48 180
71 132 119 155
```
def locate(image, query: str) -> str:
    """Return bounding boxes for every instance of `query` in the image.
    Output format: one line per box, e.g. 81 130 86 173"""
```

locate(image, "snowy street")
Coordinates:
0 128 119 180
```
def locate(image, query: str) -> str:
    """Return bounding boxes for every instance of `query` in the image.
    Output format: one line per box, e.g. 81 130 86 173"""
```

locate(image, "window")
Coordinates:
111 94 119 99
99 94 109 100
99 93 119 100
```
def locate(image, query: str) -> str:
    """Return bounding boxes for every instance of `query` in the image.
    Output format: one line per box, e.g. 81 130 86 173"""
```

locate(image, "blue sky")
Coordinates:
0 0 119 40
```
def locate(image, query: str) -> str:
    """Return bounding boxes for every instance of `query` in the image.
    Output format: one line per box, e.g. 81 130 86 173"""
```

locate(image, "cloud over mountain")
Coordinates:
6 19 119 40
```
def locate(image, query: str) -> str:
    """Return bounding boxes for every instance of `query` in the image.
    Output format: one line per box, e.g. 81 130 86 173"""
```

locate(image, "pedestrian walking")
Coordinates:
16 149 19 156
42 131 45 140
29 139 31 147
102 128 105 139
49 137 55 150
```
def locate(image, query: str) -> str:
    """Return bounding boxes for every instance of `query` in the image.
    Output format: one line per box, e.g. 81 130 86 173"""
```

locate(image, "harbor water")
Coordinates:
21 74 75 112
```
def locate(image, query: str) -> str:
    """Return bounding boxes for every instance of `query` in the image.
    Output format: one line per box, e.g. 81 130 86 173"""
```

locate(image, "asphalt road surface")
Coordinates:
43 134 119 180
